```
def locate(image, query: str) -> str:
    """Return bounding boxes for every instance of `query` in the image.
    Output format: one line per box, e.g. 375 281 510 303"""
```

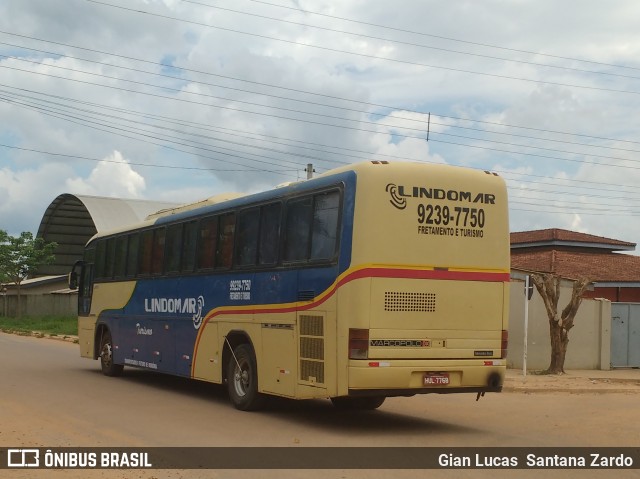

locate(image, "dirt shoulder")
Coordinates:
504 368 640 393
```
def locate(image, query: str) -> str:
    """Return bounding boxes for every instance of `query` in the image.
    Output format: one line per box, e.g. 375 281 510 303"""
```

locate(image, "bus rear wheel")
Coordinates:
99 330 124 377
226 344 265 411
330 396 386 410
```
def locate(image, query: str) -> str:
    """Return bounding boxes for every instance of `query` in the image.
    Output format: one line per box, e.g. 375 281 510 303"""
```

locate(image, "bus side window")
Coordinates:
215 213 235 269
151 228 166 275
236 208 260 267
258 203 281 265
113 235 128 278
284 197 312 262
104 238 116 279
94 240 106 279
310 191 340 260
138 230 154 276
197 217 218 270
181 221 198 273
126 233 139 278
165 224 183 274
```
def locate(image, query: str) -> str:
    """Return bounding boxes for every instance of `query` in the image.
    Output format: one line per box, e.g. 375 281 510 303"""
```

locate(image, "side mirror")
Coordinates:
68 271 78 290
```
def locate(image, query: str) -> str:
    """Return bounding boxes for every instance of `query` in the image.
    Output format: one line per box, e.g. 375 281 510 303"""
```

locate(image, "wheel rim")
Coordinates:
101 342 113 369
232 359 251 398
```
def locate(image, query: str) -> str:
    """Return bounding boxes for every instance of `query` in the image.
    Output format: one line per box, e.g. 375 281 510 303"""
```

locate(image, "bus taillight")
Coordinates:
349 329 369 359
501 330 508 359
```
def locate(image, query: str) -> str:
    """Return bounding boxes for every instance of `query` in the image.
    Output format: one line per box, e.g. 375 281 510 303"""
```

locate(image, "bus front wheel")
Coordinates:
226 344 265 411
99 330 124 377
330 396 386 410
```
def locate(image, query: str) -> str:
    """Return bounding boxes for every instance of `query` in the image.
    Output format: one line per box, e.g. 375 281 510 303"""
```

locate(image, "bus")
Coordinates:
70 161 510 411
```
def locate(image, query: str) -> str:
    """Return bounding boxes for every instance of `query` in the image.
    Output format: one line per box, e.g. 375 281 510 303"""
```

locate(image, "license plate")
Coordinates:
424 373 450 386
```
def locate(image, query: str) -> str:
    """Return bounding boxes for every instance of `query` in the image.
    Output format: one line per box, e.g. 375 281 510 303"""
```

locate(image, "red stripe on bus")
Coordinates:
190 267 509 375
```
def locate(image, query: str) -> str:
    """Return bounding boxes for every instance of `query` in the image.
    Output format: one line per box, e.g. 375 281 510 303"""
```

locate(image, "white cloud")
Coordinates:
66 151 146 198
0 162 76 235
1 0 640 248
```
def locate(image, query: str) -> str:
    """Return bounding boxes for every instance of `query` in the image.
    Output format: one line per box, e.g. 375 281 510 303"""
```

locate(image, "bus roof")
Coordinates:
85 161 503 245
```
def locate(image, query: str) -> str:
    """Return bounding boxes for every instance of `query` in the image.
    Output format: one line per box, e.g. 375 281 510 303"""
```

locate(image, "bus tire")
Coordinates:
226 343 265 411
99 330 124 377
330 396 386 410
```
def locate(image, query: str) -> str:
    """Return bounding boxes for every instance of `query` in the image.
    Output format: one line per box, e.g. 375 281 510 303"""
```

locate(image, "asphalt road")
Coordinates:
2 332 640 479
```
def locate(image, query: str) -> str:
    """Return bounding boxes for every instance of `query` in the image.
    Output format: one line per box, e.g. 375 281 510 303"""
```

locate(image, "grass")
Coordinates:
0 315 77 337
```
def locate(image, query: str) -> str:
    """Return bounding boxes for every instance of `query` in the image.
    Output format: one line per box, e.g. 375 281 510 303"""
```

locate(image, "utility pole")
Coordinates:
523 275 534 377
305 163 315 179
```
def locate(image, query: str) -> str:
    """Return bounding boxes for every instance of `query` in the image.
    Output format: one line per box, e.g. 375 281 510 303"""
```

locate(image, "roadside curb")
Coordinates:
0 329 78 343
503 386 640 394
504 370 640 394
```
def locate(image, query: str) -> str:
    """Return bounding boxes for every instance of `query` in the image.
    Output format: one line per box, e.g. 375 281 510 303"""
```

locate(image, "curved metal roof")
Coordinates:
36 194 180 276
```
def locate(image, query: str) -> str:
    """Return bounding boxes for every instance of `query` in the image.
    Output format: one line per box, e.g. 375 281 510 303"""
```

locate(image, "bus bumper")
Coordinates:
345 359 505 397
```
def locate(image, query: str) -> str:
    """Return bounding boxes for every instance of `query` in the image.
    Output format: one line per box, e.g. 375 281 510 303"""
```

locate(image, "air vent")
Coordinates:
297 290 315 301
300 337 324 360
300 360 324 384
299 315 324 384
384 292 436 312
300 315 323 336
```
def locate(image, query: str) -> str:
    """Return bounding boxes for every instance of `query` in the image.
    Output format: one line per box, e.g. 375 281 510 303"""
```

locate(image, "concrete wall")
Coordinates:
1 294 77 318
508 277 611 371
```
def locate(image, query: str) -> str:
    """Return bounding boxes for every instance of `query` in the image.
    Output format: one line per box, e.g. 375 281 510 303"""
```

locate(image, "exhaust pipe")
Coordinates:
488 372 502 390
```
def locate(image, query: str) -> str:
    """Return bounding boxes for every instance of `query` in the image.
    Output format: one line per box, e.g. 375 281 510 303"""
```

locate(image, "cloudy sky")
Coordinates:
1 0 640 248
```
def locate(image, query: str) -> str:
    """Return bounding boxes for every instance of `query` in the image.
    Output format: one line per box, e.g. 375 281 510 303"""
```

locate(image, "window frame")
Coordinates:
86 183 344 281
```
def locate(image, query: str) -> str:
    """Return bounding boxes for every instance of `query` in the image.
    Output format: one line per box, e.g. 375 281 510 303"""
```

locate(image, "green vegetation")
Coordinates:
0 230 58 318
0 315 77 337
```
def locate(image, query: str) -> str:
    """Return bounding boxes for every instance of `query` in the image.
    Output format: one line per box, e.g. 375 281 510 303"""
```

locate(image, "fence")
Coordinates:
508 276 611 371
1 294 77 318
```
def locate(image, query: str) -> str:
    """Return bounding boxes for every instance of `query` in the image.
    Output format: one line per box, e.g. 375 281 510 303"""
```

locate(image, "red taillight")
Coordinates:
349 328 369 359
501 330 508 359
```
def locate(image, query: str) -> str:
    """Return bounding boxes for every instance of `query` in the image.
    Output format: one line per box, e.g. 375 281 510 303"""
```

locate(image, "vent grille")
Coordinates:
384 292 436 312
300 360 324 384
299 315 324 384
297 290 316 301
300 337 324 360
300 315 324 336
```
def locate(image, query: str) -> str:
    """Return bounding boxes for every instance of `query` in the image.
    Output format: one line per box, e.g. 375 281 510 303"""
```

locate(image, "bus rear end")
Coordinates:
336 161 510 402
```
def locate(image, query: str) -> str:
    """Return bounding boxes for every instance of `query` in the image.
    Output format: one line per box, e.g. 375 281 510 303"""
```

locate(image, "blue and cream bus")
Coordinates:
70 161 510 410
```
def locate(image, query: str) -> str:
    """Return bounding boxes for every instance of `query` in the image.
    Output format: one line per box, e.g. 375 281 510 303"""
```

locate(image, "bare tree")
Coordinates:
530 273 591 374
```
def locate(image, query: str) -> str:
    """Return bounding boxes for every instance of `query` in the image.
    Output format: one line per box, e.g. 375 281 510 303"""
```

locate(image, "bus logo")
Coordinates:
386 183 496 207
386 183 407 210
135 323 153 336
143 296 205 330
192 295 205 330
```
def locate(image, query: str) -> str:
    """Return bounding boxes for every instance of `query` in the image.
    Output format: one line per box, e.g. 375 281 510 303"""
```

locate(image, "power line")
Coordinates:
6 87 640 214
0 94 300 176
3 138 638 215
6 71 633 199
241 0 640 73
184 0 640 82
6 59 640 175
83 0 640 96
5 39 640 158
0 90 322 171
3 30 639 148
0 143 295 174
